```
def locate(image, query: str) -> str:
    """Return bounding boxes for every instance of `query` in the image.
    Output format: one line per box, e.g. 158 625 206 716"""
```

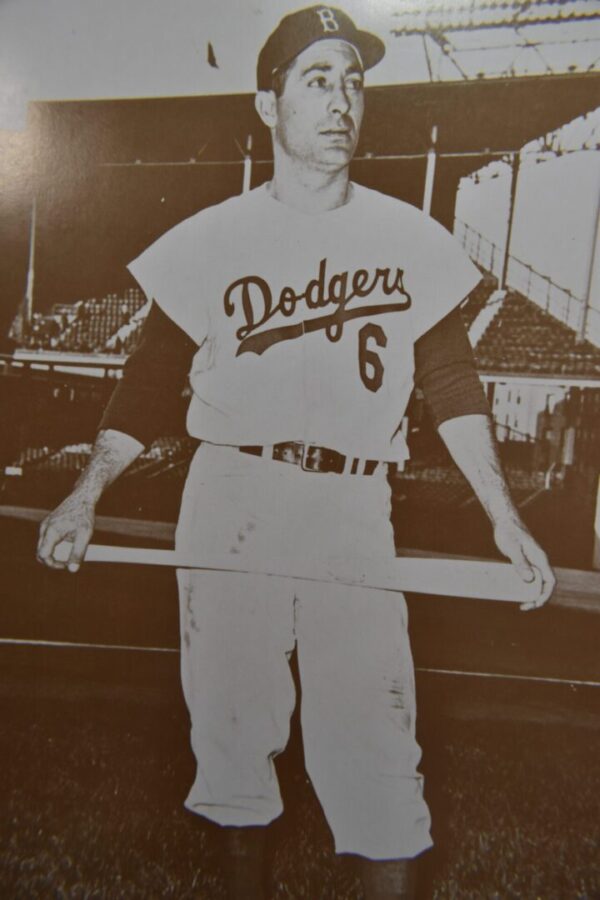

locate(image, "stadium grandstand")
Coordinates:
474 291 600 378
15 288 146 355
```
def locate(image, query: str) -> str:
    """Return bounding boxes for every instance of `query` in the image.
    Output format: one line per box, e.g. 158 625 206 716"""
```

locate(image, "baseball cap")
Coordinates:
256 5 385 91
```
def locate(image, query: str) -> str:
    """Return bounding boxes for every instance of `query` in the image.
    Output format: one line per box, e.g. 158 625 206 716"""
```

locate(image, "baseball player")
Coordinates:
37 7 555 898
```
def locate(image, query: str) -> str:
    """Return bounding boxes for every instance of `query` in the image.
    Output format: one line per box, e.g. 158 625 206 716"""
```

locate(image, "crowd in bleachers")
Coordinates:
20 289 145 354
475 290 600 377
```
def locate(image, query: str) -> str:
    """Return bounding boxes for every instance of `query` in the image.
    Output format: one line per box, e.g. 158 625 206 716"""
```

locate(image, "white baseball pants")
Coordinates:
175 443 432 860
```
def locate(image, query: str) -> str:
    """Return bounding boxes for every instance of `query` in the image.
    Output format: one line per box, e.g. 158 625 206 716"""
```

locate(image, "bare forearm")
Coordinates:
438 413 555 607
37 428 144 571
71 428 144 505
438 414 520 527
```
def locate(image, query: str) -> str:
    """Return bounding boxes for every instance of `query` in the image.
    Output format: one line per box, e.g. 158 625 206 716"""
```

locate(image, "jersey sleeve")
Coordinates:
414 308 490 427
99 302 198 447
127 218 209 345
405 210 482 342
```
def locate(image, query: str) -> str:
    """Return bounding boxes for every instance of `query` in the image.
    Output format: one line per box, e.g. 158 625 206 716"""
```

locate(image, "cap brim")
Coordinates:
354 29 386 71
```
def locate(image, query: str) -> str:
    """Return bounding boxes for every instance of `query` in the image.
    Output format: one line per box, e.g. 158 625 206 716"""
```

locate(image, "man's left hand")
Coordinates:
493 518 556 611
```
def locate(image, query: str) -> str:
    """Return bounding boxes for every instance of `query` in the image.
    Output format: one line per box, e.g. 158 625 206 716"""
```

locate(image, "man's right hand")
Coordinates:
35 428 145 573
37 492 96 572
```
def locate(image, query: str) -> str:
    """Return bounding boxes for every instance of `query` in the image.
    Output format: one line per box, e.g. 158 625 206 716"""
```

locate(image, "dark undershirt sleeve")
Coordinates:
99 301 199 448
100 300 490 449
414 307 491 429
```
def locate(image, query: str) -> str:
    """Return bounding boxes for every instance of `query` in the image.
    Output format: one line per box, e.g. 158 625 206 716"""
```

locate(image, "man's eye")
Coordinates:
307 76 327 88
346 77 363 92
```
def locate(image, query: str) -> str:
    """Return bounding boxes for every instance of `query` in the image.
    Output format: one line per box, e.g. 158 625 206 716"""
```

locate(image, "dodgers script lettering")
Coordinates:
223 258 412 356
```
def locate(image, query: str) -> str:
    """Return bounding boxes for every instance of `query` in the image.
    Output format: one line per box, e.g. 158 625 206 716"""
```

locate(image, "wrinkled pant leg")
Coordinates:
178 569 296 827
296 581 432 860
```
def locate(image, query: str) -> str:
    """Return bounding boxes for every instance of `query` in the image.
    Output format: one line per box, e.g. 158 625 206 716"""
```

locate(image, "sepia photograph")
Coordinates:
1 1 599 897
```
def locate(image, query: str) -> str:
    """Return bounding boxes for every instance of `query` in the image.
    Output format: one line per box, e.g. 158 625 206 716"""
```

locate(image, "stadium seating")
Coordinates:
22 290 145 354
475 290 600 377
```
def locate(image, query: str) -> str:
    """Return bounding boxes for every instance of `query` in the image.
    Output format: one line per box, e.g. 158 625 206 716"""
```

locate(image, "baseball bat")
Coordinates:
53 541 543 603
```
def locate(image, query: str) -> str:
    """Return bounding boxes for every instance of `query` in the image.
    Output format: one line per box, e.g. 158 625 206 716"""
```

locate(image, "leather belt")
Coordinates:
239 442 384 475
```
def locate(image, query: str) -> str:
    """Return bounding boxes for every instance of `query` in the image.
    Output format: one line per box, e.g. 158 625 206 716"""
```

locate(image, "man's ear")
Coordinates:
255 90 278 128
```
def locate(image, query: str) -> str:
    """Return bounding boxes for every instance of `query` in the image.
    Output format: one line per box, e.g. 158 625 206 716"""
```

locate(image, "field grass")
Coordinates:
0 649 599 899
420 725 600 899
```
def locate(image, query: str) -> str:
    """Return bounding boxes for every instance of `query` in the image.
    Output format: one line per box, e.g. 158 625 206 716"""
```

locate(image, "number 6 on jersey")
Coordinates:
358 323 386 392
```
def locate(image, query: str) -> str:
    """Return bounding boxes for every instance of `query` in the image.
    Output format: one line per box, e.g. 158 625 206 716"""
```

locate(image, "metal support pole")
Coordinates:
577 188 600 343
594 474 600 571
242 134 253 194
501 152 520 291
24 196 37 325
422 125 438 216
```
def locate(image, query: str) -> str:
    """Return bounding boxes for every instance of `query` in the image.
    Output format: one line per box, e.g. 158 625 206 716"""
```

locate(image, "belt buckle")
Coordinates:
301 444 322 472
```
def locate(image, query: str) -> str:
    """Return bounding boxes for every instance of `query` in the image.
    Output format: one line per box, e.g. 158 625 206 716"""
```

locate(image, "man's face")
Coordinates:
271 39 364 173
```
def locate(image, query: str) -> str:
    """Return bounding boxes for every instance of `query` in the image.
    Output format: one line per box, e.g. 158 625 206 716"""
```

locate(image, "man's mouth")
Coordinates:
320 128 352 139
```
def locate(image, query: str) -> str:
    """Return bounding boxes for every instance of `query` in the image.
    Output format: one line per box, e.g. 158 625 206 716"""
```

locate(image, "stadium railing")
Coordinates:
454 219 592 342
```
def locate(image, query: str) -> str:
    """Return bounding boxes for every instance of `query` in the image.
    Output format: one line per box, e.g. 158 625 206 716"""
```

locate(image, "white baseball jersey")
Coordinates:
128 182 480 462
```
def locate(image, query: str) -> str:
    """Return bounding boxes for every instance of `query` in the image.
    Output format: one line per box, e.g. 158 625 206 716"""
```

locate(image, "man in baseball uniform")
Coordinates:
38 6 555 898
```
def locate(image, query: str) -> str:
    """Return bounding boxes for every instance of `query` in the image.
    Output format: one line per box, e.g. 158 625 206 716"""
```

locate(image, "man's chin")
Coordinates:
317 145 354 168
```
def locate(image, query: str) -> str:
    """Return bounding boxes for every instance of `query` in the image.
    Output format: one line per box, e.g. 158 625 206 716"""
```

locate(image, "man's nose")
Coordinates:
328 82 351 115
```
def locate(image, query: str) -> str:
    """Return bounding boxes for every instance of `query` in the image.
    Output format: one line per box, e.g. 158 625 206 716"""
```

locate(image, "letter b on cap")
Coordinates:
316 7 339 33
